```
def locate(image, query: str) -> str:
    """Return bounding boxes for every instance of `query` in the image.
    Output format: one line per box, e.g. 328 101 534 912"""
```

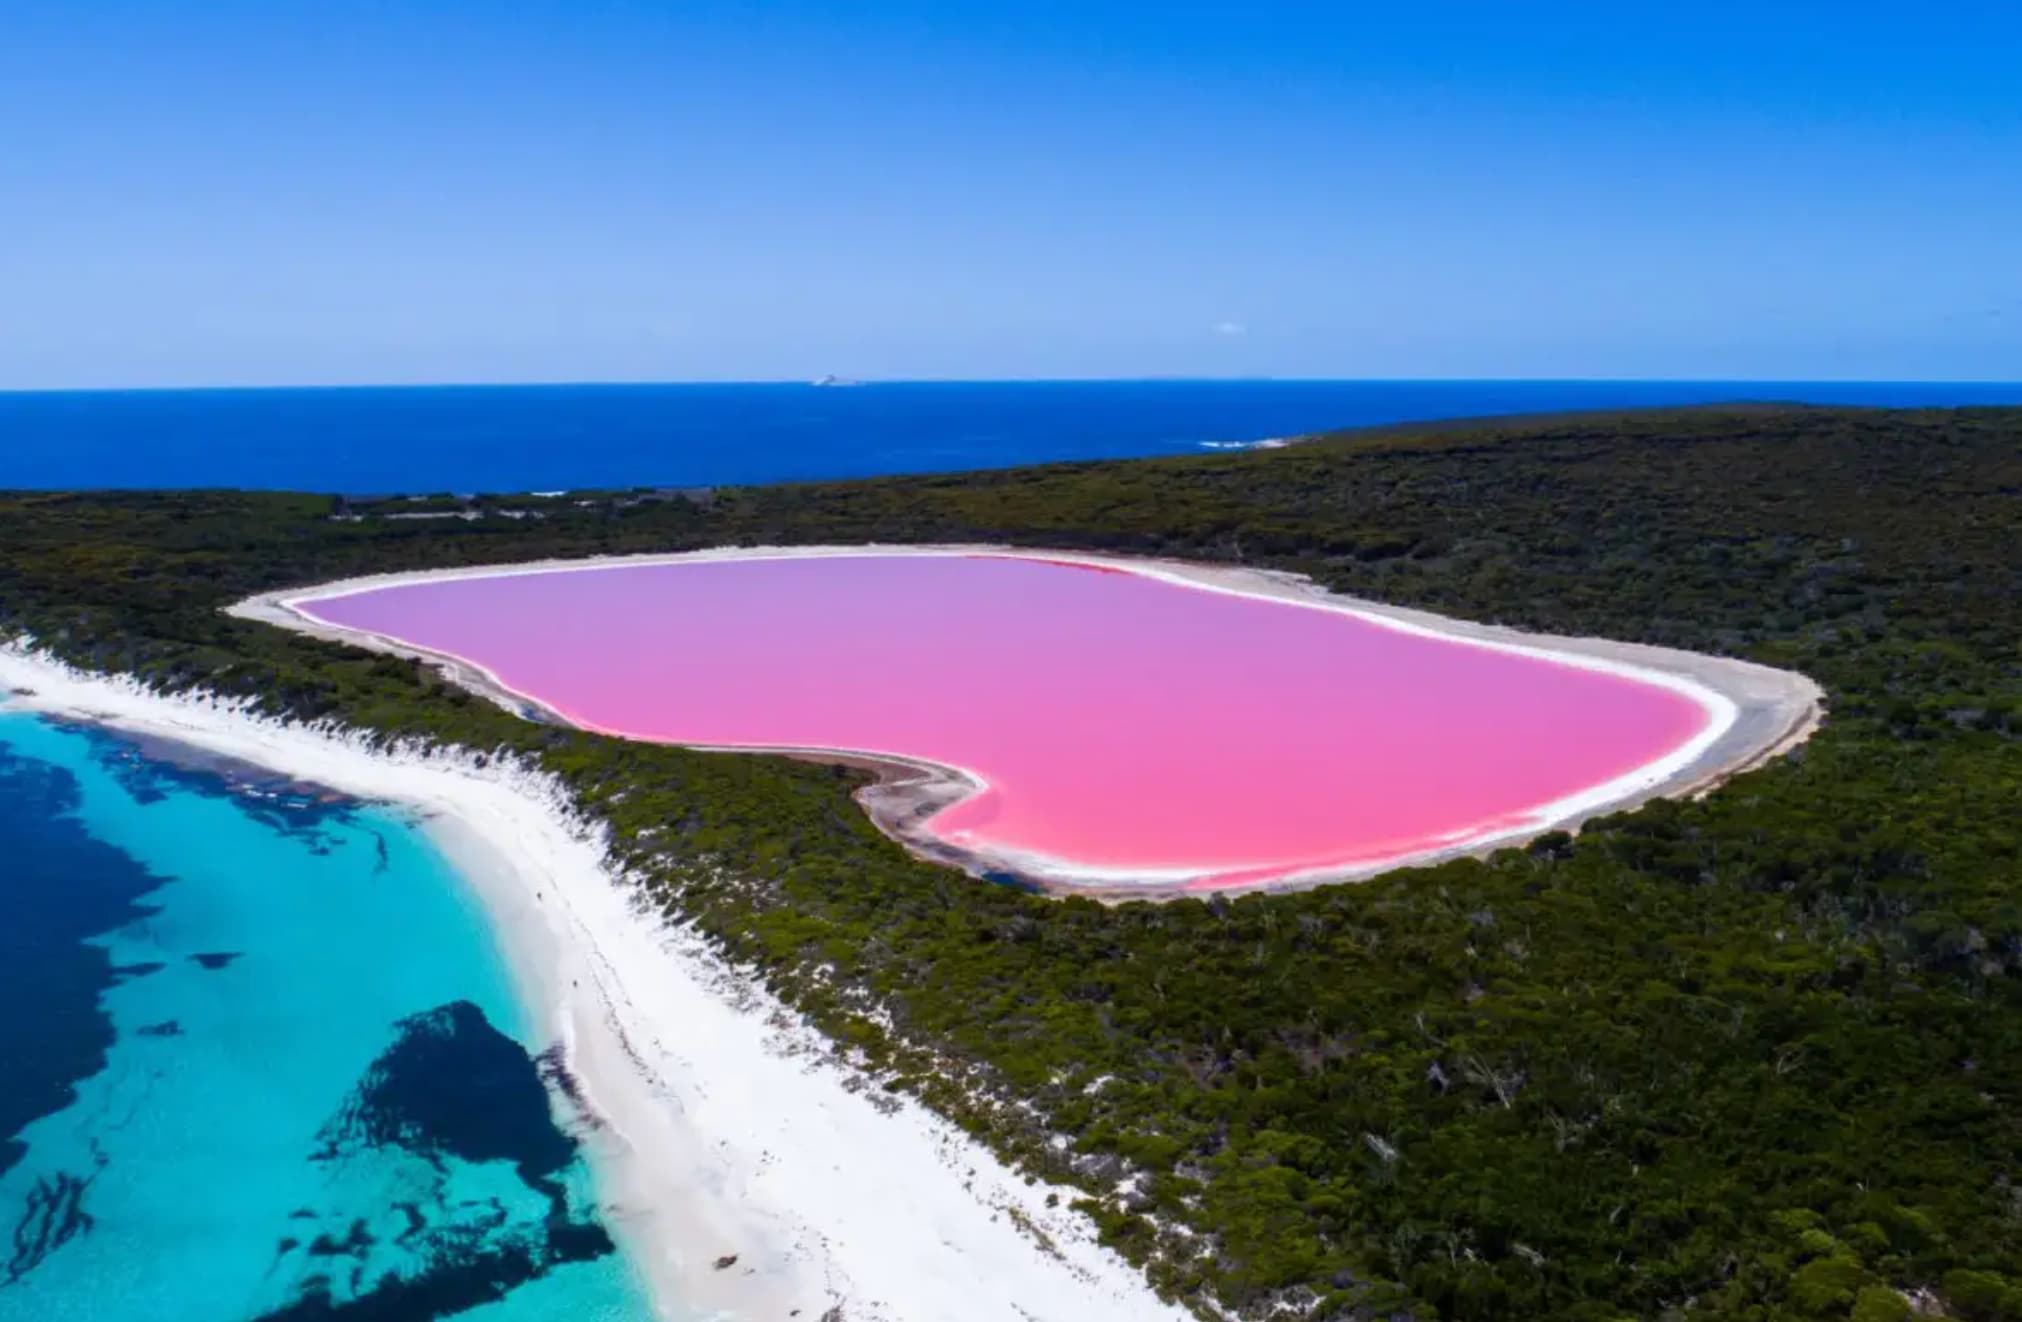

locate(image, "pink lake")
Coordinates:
298 553 1714 889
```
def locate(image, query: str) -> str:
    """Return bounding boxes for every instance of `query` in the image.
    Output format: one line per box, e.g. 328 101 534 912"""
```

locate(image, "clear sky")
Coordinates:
3 0 2017 388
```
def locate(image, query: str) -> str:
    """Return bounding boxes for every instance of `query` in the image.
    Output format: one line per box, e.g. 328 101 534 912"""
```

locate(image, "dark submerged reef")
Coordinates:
0 721 373 1291
4 406 2021 1320
71 721 359 845
4 1163 98 1288
0 744 165 1179
265 1000 613 1319
313 1000 576 1186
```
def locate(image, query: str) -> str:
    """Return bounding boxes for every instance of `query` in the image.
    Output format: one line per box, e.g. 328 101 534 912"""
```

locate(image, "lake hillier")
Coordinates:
295 552 1715 889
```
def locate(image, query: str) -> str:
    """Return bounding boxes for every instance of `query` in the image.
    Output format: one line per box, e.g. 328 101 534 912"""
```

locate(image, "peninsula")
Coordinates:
4 406 2018 1321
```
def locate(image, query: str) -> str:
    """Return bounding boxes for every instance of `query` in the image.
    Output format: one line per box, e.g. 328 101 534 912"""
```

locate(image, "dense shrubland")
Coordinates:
3 406 2019 1320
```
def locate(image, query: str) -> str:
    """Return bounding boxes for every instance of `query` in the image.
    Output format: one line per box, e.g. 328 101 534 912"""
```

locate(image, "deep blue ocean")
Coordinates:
0 714 653 1320
3 379 2019 494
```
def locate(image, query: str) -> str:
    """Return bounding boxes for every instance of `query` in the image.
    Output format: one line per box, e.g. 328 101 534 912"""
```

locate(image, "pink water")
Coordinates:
300 554 1710 887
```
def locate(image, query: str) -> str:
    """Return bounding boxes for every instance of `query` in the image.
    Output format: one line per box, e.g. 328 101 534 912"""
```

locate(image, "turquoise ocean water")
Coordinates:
0 711 655 1320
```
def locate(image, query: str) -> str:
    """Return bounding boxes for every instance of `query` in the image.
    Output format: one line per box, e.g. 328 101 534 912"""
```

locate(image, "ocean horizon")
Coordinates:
3 378 2019 495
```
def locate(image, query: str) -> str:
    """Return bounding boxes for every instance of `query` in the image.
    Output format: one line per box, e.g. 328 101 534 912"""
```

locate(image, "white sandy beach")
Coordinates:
235 544 1825 896
0 647 1191 1322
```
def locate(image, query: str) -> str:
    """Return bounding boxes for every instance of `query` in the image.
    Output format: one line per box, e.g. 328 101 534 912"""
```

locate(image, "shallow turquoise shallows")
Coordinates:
0 712 656 1321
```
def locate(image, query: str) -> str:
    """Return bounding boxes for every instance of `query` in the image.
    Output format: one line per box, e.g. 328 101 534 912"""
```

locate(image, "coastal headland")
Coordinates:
6 406 2014 1319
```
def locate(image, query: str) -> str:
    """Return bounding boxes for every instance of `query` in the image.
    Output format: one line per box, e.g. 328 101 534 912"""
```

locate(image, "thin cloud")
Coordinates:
1213 321 1247 337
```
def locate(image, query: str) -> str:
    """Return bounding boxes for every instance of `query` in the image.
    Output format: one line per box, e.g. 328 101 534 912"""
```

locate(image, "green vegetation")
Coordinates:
4 406 2019 1320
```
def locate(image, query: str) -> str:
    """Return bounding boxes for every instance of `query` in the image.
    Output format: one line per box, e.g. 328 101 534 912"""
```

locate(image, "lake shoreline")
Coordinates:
236 544 1825 897
0 646 1188 1322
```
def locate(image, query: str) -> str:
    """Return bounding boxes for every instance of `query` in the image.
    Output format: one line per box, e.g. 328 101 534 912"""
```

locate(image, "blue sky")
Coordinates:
2 1 2017 387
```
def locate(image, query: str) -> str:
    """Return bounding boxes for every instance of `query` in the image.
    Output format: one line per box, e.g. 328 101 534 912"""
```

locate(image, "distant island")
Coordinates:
4 405 2019 1322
